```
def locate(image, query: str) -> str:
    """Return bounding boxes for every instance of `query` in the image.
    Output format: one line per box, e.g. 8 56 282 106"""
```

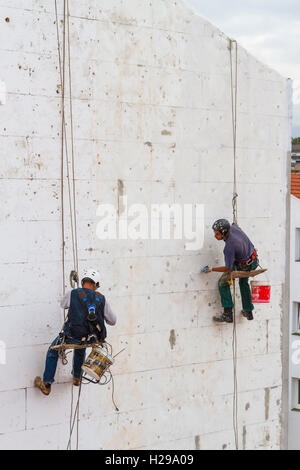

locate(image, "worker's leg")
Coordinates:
72 348 86 380
238 260 258 312
213 274 233 322
43 336 62 384
239 277 254 312
218 274 234 309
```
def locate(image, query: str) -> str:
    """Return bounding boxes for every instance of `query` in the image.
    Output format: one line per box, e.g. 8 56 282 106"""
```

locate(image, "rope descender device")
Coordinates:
69 270 79 289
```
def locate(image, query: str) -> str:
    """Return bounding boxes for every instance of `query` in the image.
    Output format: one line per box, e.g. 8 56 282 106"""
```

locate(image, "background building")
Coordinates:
292 144 300 170
0 0 292 450
289 173 300 450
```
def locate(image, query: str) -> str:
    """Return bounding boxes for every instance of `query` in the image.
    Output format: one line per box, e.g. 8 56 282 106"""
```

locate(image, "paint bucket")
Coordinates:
251 281 271 303
82 346 113 381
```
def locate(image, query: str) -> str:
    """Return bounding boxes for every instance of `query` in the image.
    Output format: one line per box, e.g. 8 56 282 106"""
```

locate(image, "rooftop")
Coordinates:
291 172 300 199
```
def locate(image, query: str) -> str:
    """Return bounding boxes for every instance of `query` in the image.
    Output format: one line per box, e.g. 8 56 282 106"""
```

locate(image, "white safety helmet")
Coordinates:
81 268 100 287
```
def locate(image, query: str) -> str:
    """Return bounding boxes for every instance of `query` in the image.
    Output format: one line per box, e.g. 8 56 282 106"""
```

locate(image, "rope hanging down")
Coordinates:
54 0 80 451
229 38 239 451
230 39 238 226
55 0 79 290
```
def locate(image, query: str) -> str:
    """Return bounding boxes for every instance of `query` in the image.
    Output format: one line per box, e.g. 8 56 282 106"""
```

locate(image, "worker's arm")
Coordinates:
211 266 232 273
104 301 117 326
60 291 71 309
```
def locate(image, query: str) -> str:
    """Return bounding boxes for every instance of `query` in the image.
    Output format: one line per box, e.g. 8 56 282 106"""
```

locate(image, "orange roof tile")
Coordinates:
291 172 300 199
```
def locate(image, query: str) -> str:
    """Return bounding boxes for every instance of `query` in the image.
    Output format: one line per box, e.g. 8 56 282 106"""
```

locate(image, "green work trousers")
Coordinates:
218 260 258 312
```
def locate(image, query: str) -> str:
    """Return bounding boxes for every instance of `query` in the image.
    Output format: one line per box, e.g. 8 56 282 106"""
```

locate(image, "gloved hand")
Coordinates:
200 265 212 273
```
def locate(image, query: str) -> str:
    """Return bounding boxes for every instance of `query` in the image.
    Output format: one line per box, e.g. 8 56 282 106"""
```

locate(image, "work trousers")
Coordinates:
43 336 86 385
218 260 258 312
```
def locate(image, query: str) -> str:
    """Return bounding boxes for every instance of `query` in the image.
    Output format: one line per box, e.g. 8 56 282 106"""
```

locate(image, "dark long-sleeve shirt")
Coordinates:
223 224 255 270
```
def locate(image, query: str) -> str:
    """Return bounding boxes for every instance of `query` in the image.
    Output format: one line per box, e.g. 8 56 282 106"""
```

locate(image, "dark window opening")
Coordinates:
292 303 300 334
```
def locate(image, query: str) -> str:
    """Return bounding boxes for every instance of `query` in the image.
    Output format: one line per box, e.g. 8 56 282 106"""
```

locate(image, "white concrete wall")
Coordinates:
288 195 300 450
0 0 290 450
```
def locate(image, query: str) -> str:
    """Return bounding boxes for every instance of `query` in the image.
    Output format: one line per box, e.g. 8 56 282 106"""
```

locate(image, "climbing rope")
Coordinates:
229 38 239 451
230 38 238 226
67 379 83 450
66 2 79 274
55 0 67 299
53 0 125 451
55 0 79 285
54 0 80 450
66 343 122 449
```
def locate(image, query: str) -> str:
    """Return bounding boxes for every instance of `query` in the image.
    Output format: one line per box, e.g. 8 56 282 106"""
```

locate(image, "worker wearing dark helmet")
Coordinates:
202 219 259 323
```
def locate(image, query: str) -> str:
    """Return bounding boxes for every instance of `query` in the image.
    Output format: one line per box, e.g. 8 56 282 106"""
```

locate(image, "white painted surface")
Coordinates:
289 195 300 450
0 0 290 450
0 80 6 105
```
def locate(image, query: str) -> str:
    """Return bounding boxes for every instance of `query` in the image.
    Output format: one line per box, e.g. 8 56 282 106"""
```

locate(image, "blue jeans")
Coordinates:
43 336 86 384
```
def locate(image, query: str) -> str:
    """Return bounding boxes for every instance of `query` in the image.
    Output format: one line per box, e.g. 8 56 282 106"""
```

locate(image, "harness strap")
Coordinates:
77 289 103 310
77 289 103 338
236 250 258 268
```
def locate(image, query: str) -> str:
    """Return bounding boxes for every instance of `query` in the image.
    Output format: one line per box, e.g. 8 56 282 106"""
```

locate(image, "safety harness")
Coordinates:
77 288 104 343
235 249 258 268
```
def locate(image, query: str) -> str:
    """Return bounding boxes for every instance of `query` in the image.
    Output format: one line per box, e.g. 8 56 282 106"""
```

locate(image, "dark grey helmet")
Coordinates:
212 219 231 237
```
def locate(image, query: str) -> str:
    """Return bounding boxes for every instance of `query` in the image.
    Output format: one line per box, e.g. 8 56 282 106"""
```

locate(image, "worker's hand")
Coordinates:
200 265 212 273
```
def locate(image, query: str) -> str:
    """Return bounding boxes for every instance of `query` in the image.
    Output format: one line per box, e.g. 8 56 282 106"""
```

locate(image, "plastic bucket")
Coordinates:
251 281 271 303
82 346 113 381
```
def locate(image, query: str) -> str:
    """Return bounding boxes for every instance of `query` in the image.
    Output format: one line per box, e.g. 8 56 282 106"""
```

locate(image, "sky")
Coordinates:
185 0 300 137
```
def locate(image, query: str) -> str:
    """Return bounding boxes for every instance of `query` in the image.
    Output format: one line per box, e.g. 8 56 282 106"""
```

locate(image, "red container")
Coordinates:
251 281 271 303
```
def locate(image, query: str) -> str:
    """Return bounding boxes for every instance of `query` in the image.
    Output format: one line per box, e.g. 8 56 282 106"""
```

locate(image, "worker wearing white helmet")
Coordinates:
35 268 117 396
80 268 101 288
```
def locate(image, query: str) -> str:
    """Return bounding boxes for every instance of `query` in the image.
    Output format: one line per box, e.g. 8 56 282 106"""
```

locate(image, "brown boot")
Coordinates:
34 376 51 396
73 377 81 387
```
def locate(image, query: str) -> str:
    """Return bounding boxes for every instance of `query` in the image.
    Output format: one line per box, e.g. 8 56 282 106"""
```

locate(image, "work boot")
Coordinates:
73 377 81 387
213 308 233 323
241 310 254 321
34 376 51 396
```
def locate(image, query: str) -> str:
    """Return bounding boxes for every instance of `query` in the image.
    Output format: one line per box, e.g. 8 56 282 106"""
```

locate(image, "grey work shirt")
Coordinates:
60 290 117 326
223 224 255 270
